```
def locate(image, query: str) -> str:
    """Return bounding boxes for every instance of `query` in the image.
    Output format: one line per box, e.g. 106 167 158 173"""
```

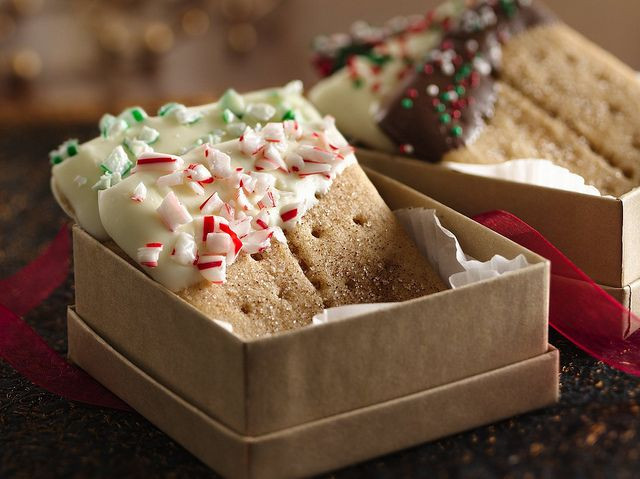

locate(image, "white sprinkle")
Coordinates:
473 56 492 76
441 62 455 76
426 84 439 96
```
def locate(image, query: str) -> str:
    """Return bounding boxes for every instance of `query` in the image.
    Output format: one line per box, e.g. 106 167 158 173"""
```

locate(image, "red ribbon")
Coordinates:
0 224 131 411
2 212 640 410
474 210 640 376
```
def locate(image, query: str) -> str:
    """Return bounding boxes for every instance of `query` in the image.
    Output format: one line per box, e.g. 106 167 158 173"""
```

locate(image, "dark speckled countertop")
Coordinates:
1 124 640 479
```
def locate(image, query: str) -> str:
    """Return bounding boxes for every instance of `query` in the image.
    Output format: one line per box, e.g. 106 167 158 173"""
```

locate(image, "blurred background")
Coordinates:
1 0 639 125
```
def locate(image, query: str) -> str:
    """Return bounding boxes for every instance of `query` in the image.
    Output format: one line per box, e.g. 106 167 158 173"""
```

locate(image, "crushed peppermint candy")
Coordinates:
105 112 355 287
197 254 227 283
49 139 79 165
137 242 163 268
157 191 193 231
172 232 197 266
130 182 147 202
136 152 184 172
101 145 133 176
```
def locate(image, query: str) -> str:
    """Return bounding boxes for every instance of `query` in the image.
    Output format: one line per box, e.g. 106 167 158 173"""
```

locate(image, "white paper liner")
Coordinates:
443 158 602 196
313 208 529 325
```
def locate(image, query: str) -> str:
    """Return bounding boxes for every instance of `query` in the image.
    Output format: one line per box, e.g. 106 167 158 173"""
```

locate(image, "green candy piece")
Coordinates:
49 139 79 165
439 113 451 124
157 102 179 117
455 85 466 96
281 109 296 121
222 108 236 124
451 125 463 137
131 108 145 122
220 88 246 116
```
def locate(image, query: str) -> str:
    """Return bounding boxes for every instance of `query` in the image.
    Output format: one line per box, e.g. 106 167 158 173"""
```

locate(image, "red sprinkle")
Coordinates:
146 243 163 248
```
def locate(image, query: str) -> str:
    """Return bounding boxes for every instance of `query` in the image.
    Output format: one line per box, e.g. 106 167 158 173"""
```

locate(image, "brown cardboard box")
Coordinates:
69 169 558 478
68 307 558 479
358 150 640 289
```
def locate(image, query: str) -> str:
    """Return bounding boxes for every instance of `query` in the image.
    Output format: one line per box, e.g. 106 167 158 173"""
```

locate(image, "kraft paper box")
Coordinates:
69 169 559 478
358 149 640 289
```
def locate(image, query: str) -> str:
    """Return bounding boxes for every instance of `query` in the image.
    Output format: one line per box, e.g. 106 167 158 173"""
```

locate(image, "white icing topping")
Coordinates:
51 81 322 239
98 116 356 291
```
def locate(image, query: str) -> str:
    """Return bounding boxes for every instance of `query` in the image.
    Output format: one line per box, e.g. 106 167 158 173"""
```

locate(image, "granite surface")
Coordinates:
1 124 640 478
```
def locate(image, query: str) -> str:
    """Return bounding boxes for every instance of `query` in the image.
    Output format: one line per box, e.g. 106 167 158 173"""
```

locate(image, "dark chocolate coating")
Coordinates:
376 1 554 161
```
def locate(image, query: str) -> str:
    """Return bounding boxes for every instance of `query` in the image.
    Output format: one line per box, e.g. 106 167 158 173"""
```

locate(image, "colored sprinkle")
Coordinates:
399 143 414 154
401 98 414 109
435 103 446 113
451 125 463 137
439 113 451 124
455 85 466 96
426 84 439 96
352 77 364 88
407 88 418 99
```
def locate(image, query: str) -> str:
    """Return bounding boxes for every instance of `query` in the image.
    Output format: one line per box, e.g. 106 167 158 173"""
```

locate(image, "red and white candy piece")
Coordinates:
136 152 183 172
185 163 213 183
156 170 185 188
280 202 302 228
172 232 197 266
205 232 232 256
239 127 262 156
252 209 271 230
283 119 302 140
206 148 232 178
156 191 193 232
197 254 226 284
130 182 147 202
137 242 163 268
199 192 223 214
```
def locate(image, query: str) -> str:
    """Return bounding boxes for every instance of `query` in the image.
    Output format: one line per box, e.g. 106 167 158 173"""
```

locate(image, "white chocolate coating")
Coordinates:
98 117 355 292
52 81 321 239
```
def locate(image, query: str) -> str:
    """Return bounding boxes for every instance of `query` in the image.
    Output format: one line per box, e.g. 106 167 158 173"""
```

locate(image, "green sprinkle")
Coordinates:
435 103 446 113
282 109 296 121
401 98 414 109
439 113 451 124
352 77 364 89
440 92 450 102
451 125 463 137
365 52 391 66
50 155 63 165
455 85 466 96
